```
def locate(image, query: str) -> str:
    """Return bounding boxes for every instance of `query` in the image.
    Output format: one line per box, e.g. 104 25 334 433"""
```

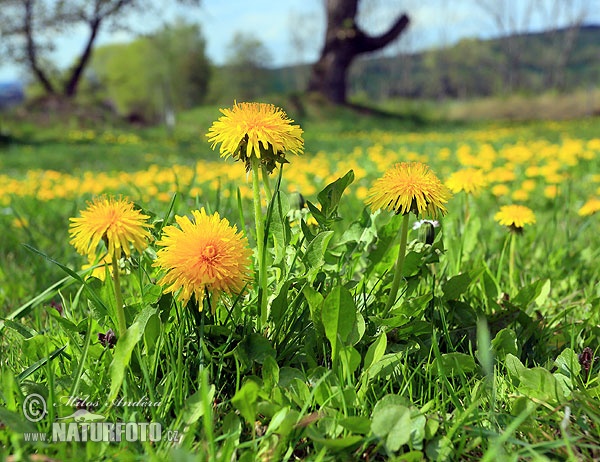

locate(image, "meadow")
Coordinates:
0 102 599 461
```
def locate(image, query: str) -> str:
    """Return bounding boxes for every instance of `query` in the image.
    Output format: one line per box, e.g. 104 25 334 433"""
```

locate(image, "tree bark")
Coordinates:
308 0 409 104
63 16 101 97
24 0 56 95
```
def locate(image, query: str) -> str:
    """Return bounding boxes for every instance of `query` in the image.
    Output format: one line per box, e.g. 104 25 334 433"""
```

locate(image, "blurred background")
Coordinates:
1 0 599 123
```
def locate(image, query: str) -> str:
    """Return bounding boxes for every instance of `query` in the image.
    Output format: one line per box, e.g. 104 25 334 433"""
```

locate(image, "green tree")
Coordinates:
217 32 273 101
0 0 200 99
91 20 210 121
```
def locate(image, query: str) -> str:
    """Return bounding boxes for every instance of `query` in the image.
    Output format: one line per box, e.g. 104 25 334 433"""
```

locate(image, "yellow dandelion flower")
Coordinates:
578 197 600 217
366 162 452 218
445 168 488 195
153 208 253 309
544 185 559 199
511 189 529 201
206 101 304 173
491 184 510 197
494 205 536 231
69 196 152 260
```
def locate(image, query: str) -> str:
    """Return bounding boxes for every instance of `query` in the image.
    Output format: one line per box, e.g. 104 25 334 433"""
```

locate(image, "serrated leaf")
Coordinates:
322 285 356 366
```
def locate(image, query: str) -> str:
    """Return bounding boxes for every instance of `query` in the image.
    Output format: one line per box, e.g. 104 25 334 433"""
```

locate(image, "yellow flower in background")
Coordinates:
578 197 600 216
206 101 304 173
69 196 152 259
82 253 113 281
491 184 510 197
445 168 488 195
494 205 536 232
153 208 253 309
366 162 452 218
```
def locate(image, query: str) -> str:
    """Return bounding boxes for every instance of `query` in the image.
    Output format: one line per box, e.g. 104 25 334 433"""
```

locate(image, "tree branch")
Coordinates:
357 13 410 54
24 0 55 94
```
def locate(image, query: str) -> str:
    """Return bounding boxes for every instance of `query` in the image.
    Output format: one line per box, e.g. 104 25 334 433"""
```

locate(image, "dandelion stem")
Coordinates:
385 213 410 315
509 231 517 292
260 163 273 201
251 157 268 329
111 257 127 337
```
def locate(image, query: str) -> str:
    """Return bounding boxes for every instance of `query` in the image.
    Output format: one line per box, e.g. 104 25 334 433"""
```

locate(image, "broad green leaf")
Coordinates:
108 305 157 402
505 353 526 380
321 285 356 365
371 404 412 452
513 279 550 307
364 332 387 370
270 281 291 325
142 283 163 305
339 346 361 377
491 328 519 360
317 169 354 219
554 348 581 378
347 311 365 345
231 380 260 426
235 333 275 367
143 313 160 354
402 250 424 277
442 273 472 301
180 383 214 427
431 352 477 377
339 416 372 434
306 428 363 451
304 231 334 278
265 406 293 436
262 355 280 393
519 367 566 403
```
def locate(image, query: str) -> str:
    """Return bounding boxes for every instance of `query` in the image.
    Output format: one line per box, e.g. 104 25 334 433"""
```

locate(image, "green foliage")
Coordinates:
1 112 600 461
91 19 210 121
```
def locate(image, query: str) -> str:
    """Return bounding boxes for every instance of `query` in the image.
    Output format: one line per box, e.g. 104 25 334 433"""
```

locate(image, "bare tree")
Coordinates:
307 0 410 104
536 0 589 90
0 0 199 98
473 0 537 92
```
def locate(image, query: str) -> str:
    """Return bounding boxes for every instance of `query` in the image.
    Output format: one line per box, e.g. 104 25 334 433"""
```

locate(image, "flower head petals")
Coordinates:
69 196 152 260
206 101 304 173
494 204 536 231
153 208 253 309
366 162 452 218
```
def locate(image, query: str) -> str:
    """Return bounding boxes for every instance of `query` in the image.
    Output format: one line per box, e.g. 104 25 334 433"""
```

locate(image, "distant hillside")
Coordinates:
270 24 600 102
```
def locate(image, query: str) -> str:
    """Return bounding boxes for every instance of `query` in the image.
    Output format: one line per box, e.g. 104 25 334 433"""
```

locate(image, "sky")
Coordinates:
1 0 599 82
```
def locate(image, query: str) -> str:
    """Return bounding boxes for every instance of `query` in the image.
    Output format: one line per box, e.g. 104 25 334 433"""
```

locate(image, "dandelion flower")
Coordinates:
445 168 488 195
366 162 452 218
578 197 600 216
494 205 536 232
206 101 304 173
153 208 253 309
69 196 152 260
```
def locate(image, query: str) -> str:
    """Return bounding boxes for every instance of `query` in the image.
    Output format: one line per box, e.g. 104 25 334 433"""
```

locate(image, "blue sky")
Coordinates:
1 0 599 82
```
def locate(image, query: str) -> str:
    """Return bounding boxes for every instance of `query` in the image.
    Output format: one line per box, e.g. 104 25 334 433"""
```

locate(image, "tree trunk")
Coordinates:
63 17 102 97
24 0 56 95
308 0 409 105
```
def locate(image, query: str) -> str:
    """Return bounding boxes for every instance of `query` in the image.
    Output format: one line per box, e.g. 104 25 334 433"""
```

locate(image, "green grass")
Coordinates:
1 102 599 461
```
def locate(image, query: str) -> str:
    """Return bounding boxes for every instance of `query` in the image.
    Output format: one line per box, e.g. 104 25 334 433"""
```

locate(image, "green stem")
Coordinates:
111 257 127 337
384 214 410 315
260 163 273 201
251 157 268 329
509 231 516 293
